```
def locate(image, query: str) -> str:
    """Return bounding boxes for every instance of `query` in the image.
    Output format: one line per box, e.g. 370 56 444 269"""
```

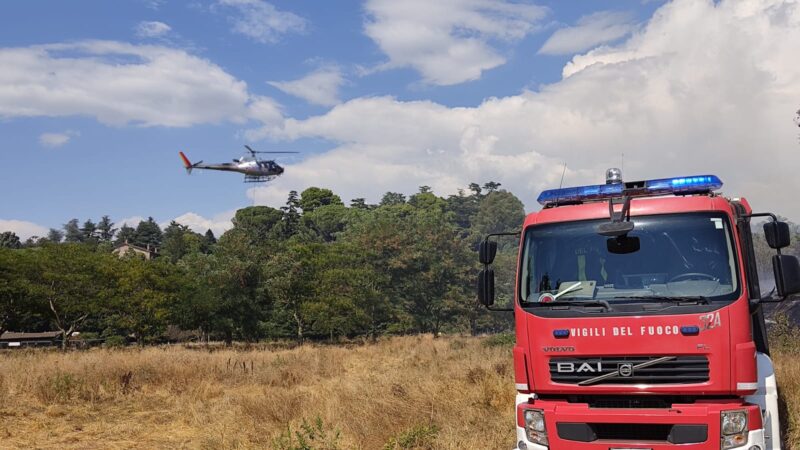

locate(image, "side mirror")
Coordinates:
479 240 498 265
764 221 791 249
773 255 800 298
477 268 495 306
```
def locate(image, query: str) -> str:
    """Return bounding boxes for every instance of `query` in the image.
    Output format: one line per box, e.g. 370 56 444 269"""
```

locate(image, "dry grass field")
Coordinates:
0 335 798 449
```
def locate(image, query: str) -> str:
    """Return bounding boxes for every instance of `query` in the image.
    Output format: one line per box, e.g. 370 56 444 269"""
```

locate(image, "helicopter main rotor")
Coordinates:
244 145 299 157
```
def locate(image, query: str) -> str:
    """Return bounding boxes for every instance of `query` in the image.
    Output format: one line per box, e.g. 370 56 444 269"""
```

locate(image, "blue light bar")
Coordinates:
537 175 722 206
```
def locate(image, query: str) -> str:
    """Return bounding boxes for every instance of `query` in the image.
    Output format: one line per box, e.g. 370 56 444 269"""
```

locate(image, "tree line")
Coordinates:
0 183 523 346
3 184 797 347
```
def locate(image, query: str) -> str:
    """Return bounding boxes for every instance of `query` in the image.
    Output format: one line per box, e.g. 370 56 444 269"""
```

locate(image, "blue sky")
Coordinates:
2 0 799 238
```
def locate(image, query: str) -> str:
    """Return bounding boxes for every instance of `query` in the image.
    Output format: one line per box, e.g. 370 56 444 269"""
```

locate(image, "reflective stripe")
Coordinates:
515 383 529 391
738 382 758 390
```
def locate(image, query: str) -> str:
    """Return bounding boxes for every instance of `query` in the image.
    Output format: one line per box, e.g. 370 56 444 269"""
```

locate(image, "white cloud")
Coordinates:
142 0 164 10
248 0 800 222
117 216 146 229
268 66 345 107
171 211 235 237
538 11 637 55
0 40 259 127
217 0 307 44
39 130 79 148
135 21 172 38
363 0 548 85
0 219 49 240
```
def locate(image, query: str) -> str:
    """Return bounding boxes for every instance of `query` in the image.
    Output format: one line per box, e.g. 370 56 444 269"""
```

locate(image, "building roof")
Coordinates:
1 331 63 340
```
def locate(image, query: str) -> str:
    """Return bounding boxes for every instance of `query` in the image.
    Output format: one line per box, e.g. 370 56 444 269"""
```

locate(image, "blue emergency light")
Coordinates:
537 174 723 206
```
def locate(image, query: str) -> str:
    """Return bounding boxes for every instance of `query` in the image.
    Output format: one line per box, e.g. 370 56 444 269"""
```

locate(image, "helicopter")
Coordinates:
179 145 298 182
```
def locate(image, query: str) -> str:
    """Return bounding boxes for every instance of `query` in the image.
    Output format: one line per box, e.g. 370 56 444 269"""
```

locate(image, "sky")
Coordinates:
1 0 800 239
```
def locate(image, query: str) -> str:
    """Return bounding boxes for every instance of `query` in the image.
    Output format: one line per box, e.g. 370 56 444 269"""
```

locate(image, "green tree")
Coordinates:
107 258 178 345
342 201 471 336
299 187 343 213
115 224 136 245
380 192 406 206
445 188 481 233
232 206 283 242
308 242 387 340
134 217 163 248
471 190 525 243
81 219 98 244
97 215 117 242
468 183 482 196
350 198 374 210
408 187 444 211
63 218 83 242
27 244 111 348
302 204 348 242
482 181 502 193
277 190 302 238
263 243 317 342
210 231 265 344
174 253 217 342
47 228 64 243
161 221 192 263
0 231 21 249
0 249 29 334
203 229 217 251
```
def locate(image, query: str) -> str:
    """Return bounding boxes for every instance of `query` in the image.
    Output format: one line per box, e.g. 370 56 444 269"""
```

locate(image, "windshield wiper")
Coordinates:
616 295 709 305
524 299 613 311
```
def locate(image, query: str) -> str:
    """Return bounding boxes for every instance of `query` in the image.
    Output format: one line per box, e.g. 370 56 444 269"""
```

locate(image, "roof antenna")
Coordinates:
553 162 567 206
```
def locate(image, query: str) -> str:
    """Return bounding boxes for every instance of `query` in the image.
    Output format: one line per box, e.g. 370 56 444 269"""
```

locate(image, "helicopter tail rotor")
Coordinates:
179 151 203 174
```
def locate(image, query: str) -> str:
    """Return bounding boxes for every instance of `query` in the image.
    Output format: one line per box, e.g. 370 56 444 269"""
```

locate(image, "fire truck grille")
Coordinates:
549 356 709 385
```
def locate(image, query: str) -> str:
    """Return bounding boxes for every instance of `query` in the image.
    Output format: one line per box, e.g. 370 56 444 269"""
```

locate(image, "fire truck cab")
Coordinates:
478 170 800 450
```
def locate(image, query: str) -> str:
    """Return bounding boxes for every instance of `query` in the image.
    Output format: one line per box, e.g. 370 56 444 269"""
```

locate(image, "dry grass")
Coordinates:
0 337 798 449
775 348 800 448
0 336 514 449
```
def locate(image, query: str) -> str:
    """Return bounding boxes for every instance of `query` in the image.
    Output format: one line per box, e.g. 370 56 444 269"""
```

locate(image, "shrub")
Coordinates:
383 424 439 450
104 335 128 348
273 416 343 450
482 332 515 348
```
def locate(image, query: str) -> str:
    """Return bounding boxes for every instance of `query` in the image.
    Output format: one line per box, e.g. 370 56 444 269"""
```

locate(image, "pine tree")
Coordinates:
115 225 136 246
81 219 98 242
160 221 190 262
280 190 301 237
63 219 83 242
47 228 64 243
134 217 163 248
380 192 406 206
97 215 116 242
0 231 21 249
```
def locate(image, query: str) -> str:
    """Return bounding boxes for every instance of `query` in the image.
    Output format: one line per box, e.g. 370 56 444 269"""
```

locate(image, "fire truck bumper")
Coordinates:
513 394 766 450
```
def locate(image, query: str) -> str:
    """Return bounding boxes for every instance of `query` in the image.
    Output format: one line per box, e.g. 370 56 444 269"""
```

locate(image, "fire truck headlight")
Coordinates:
721 410 748 449
523 409 548 446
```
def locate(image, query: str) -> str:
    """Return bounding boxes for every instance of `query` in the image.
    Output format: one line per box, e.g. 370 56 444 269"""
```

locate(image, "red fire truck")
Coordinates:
478 170 800 450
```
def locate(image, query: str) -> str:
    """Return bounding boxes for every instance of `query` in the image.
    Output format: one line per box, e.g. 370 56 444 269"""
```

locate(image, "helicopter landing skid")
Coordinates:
244 175 277 183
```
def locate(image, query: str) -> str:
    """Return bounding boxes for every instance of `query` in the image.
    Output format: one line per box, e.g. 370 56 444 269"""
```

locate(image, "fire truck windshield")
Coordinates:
520 213 740 305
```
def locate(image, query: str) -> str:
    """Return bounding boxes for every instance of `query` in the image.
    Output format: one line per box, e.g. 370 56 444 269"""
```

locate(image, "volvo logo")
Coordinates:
578 356 675 386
